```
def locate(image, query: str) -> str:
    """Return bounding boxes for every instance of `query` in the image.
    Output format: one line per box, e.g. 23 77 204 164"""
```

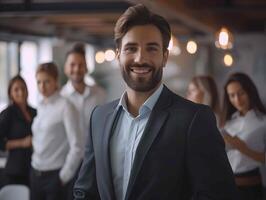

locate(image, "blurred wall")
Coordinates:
0 33 265 111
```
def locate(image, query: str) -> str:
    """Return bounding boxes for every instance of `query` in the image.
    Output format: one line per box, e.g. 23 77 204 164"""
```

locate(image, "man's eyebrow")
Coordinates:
124 42 137 47
147 42 160 47
123 42 161 46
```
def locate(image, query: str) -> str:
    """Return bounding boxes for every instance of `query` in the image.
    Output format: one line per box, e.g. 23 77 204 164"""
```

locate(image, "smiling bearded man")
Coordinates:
73 4 239 200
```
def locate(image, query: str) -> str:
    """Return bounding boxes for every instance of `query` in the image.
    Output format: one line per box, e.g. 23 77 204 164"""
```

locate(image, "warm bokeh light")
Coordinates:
186 40 197 54
219 29 229 46
216 27 233 50
224 54 233 67
104 49 116 61
168 35 181 56
168 37 173 50
95 51 105 64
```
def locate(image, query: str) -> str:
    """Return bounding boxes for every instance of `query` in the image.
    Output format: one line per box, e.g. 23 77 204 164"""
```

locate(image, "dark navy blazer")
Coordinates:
74 86 238 200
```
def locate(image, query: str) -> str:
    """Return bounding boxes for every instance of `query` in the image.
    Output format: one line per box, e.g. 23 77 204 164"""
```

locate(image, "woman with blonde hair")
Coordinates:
186 75 221 124
30 62 82 200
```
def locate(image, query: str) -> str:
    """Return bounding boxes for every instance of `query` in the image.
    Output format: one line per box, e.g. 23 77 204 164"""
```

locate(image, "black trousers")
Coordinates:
237 185 263 200
30 168 63 200
235 168 263 200
4 173 30 186
63 162 82 200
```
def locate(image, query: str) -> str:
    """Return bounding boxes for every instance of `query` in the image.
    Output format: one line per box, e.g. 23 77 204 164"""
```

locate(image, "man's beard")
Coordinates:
121 63 163 92
70 74 84 84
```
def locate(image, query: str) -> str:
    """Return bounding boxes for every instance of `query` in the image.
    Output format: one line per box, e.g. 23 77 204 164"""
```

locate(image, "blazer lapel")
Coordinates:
124 86 172 200
102 105 122 200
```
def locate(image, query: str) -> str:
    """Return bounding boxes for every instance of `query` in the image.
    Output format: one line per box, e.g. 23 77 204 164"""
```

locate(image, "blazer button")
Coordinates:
74 190 85 198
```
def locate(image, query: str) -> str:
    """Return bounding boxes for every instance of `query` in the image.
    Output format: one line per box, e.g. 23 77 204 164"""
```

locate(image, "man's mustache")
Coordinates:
129 63 153 68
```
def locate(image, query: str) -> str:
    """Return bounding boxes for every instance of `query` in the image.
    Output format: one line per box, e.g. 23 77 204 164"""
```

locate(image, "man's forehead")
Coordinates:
121 25 163 46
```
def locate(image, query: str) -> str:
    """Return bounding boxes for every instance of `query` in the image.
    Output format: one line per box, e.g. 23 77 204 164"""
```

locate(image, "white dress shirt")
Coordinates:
110 84 163 200
31 91 83 184
224 109 266 174
61 81 105 150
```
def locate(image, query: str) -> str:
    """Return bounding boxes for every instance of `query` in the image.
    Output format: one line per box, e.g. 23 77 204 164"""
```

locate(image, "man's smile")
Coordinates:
130 67 152 75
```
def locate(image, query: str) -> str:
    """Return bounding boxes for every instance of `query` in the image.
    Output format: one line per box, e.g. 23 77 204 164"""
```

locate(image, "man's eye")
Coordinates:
147 47 158 52
124 47 136 52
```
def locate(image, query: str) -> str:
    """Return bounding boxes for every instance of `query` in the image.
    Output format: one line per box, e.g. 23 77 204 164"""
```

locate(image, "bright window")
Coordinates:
20 41 38 107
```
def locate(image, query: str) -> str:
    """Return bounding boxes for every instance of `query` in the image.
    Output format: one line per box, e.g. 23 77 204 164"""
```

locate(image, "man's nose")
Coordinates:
134 49 148 64
73 65 79 72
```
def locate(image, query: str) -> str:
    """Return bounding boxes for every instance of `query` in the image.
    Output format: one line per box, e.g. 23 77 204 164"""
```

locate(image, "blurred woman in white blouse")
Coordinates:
30 62 83 200
221 72 266 200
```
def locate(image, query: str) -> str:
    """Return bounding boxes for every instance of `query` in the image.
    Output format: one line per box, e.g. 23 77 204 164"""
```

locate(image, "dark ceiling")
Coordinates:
0 0 265 45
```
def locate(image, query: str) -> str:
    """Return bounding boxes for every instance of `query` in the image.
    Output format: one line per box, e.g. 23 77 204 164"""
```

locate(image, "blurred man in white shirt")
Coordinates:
61 43 105 150
61 43 105 200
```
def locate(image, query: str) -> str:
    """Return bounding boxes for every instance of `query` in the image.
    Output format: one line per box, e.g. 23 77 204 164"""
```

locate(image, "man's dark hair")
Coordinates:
114 4 171 52
65 43 86 60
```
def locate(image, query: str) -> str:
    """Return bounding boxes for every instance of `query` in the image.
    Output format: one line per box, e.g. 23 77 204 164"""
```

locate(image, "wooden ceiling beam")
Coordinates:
0 1 130 14
131 0 215 35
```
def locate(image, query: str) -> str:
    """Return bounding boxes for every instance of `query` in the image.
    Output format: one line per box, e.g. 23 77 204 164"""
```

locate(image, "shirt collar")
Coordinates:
64 81 76 94
39 91 59 105
63 80 91 98
117 84 163 116
232 109 255 119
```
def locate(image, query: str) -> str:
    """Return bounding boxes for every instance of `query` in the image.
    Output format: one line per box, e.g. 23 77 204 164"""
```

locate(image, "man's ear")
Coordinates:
163 49 169 67
116 48 120 59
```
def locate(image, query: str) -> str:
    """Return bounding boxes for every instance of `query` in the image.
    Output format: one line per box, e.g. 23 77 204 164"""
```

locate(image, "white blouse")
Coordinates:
224 109 266 174
32 92 83 184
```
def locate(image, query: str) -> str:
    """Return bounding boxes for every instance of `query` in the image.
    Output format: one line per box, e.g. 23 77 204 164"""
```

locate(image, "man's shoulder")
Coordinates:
88 84 106 101
163 86 205 113
51 93 74 109
89 84 105 94
92 99 119 116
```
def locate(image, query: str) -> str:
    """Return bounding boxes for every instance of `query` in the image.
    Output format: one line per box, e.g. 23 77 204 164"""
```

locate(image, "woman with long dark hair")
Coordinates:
0 75 36 186
221 72 266 200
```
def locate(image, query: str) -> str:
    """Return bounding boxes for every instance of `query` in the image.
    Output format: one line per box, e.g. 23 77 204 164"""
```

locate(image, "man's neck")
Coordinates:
125 85 160 117
71 81 86 94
